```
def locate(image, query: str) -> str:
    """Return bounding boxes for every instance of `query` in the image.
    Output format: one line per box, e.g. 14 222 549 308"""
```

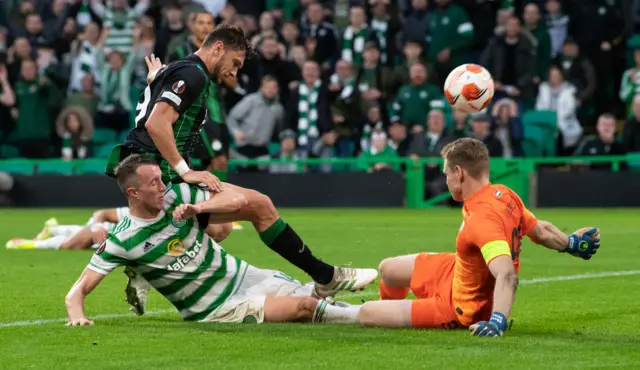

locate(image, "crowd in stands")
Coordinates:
0 0 638 177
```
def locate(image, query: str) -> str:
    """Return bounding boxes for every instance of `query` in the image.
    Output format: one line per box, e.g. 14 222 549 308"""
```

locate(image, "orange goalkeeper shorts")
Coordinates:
409 252 461 329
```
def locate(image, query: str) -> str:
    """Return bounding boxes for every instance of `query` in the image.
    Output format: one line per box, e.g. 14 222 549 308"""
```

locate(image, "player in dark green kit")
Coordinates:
107 25 378 316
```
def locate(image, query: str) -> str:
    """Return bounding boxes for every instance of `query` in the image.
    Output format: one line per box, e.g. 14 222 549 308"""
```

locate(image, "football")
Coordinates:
443 64 495 113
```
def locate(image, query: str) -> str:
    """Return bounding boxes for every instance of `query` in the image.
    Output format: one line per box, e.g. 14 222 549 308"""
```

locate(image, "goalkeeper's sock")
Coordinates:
380 280 410 300
35 235 67 249
312 300 361 324
212 170 227 182
259 218 335 285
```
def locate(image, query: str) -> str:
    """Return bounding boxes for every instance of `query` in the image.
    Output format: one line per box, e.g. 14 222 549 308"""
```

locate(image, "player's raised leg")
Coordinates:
200 183 378 297
378 254 418 300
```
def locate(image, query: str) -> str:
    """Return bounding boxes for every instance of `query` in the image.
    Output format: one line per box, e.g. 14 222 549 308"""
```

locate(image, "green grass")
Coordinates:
0 208 639 369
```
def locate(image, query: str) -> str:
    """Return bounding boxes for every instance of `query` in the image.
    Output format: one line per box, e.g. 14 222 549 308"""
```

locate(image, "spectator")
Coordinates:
0 171 13 207
23 13 50 49
491 97 524 158
243 35 294 106
265 0 300 22
354 42 390 116
7 37 35 83
331 0 352 30
0 64 16 146
300 2 339 69
368 0 400 68
48 1 78 59
405 109 454 198
564 0 623 117
469 113 503 157
284 60 336 172
427 0 474 85
95 34 143 133
280 21 302 61
167 11 213 63
154 2 188 63
11 59 52 158
68 22 101 95
622 96 640 152
227 76 285 173
357 130 399 173
269 132 300 174
359 104 387 153
493 5 513 36
389 62 445 135
522 3 551 84
341 5 372 66
575 113 626 170
329 59 361 157
554 38 596 111
388 39 425 97
620 48 640 115
90 0 150 55
402 0 429 50
545 0 569 58
481 16 536 108
56 106 93 160
536 65 583 155
457 0 500 62
451 108 470 139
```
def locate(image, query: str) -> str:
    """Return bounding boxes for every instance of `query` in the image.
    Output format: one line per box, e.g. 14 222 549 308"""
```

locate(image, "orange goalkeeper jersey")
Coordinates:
452 184 537 326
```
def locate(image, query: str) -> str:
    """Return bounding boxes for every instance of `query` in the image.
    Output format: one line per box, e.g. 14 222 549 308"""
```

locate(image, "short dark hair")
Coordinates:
114 154 158 195
202 24 254 58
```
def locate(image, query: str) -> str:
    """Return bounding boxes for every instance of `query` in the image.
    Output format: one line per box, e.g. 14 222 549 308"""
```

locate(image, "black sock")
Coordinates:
259 218 335 284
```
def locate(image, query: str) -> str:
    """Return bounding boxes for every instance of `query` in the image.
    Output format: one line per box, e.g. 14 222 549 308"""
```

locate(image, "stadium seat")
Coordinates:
93 128 118 144
0 159 35 175
37 159 75 175
0 145 20 158
522 110 558 157
95 144 115 158
268 142 281 155
76 159 107 174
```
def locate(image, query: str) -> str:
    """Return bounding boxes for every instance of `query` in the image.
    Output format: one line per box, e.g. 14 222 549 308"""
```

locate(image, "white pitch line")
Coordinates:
1 270 639 328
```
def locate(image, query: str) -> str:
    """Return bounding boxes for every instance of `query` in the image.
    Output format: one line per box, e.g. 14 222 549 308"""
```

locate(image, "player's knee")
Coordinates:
378 257 399 284
357 302 377 327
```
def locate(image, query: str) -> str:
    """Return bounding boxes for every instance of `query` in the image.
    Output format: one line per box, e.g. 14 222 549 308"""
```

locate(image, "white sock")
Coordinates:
50 225 84 237
34 235 68 249
313 300 361 324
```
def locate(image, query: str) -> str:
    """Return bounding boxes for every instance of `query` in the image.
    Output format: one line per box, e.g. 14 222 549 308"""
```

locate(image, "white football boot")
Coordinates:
124 266 150 316
313 267 378 298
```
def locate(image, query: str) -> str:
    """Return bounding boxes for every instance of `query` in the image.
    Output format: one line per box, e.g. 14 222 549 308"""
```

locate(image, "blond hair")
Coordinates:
440 138 490 178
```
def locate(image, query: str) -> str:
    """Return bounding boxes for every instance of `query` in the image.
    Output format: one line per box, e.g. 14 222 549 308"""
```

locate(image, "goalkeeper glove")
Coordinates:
565 228 600 260
470 312 508 337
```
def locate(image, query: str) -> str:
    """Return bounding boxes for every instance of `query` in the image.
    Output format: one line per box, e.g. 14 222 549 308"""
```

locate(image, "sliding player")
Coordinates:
105 25 377 314
5 208 129 250
65 156 361 326
355 138 600 336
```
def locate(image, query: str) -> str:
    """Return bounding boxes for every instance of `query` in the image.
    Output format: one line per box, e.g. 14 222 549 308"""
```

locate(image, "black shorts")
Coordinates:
192 120 231 166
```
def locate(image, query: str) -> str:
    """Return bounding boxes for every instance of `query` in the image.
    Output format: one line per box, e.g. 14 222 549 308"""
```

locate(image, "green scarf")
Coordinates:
370 18 388 64
360 121 384 152
297 80 321 148
342 26 368 65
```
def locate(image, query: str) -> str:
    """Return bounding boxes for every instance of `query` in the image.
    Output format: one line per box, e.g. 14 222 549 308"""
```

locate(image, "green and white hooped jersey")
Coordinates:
88 183 247 321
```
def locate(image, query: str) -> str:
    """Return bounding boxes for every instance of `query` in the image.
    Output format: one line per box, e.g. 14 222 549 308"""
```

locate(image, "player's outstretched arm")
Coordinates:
469 255 517 337
64 267 106 326
528 221 600 260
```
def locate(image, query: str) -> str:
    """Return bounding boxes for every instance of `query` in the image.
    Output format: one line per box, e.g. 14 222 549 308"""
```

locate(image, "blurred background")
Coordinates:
0 0 638 208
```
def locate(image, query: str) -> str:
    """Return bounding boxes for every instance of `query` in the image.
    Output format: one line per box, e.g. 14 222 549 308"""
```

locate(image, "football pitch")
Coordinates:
0 208 639 369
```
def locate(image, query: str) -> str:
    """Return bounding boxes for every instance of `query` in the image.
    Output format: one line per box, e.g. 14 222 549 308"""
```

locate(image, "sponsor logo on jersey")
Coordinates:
96 242 106 255
167 240 202 271
172 80 186 94
167 238 186 256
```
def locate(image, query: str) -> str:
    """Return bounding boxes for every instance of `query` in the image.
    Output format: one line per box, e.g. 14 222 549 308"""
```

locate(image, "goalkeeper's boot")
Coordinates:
124 266 150 316
35 218 58 241
232 222 244 231
313 267 378 298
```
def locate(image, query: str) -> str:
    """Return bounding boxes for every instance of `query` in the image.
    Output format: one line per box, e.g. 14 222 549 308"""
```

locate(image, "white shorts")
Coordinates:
200 265 314 324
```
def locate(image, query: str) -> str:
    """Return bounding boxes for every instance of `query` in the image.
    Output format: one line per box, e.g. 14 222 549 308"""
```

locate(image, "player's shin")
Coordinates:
312 299 361 324
357 300 413 328
259 218 335 285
